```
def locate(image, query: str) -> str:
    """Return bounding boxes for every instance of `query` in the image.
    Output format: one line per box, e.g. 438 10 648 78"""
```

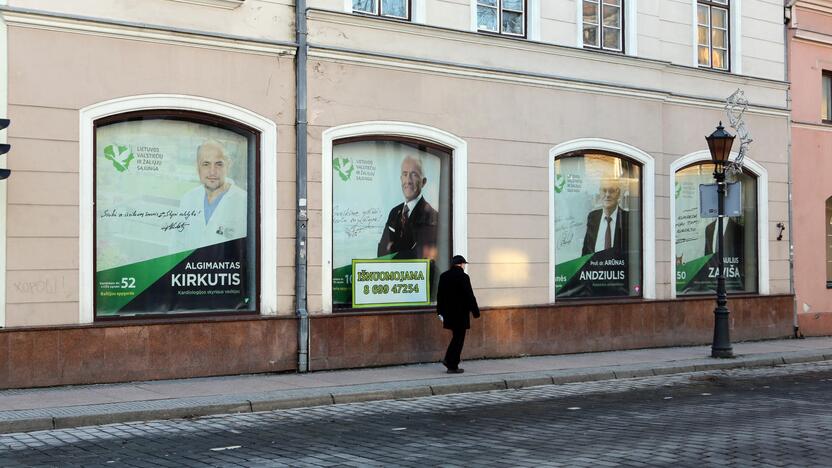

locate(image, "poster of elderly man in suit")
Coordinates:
553 153 642 298
331 139 452 308
674 164 758 295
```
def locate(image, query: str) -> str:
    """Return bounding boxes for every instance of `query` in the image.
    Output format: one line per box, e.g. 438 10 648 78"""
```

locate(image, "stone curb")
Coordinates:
2 350 830 434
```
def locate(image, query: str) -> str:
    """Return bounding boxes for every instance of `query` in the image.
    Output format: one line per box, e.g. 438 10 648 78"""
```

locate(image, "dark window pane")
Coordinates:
584 24 599 47
478 5 498 31
603 27 621 50
353 0 376 13
502 11 524 35
381 0 407 17
602 4 620 27
584 1 599 24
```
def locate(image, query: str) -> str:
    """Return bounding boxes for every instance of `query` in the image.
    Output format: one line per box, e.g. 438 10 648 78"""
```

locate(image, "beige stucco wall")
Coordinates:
0 4 790 326
303 10 790 311
305 57 790 311
3 22 296 327
4 0 786 81
6 0 295 42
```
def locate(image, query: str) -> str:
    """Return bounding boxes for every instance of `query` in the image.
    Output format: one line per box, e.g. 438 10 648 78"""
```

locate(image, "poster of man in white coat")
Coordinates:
177 140 247 250
95 117 255 317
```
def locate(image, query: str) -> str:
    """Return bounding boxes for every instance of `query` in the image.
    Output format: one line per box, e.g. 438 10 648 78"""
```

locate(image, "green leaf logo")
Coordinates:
104 144 135 173
675 181 682 199
554 173 566 193
333 157 354 182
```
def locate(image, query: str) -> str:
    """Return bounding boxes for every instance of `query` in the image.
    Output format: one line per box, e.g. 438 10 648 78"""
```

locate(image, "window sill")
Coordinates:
352 11 412 23
476 29 528 40
167 0 244 9
696 66 733 75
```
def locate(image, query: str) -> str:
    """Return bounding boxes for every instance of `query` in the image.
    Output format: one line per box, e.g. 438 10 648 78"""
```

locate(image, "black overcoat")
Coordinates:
436 266 480 330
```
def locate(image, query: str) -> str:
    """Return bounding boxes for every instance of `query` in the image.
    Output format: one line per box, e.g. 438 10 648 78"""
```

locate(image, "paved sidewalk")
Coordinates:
1 337 831 434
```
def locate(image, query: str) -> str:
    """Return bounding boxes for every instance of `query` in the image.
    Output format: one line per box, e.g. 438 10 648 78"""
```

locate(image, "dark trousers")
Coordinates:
444 328 467 369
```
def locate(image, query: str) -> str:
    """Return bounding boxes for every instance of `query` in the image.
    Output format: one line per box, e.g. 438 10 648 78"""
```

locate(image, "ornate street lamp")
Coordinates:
706 122 736 358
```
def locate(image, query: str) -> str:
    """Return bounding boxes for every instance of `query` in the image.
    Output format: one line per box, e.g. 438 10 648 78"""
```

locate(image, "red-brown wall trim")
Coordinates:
0 295 792 388
309 295 794 370
0 316 298 389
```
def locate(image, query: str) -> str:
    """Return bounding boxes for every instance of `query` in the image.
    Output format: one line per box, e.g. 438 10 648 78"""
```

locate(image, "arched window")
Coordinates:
674 163 758 295
553 151 643 299
93 110 260 318
331 137 453 309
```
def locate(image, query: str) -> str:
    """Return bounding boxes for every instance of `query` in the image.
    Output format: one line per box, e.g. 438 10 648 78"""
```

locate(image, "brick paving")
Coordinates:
2 361 832 467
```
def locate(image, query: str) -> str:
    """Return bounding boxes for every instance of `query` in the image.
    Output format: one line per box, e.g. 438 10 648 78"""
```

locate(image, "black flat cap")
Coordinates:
451 255 467 265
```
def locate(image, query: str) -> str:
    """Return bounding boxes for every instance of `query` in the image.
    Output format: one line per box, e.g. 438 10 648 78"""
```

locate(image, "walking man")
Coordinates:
437 255 480 374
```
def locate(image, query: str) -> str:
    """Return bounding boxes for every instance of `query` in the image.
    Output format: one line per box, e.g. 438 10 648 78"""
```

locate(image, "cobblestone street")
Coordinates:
3 361 832 467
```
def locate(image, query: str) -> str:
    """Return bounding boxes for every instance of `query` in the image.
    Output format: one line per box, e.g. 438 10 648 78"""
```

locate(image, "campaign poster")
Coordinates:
332 140 450 308
95 117 257 317
553 154 642 298
675 164 757 294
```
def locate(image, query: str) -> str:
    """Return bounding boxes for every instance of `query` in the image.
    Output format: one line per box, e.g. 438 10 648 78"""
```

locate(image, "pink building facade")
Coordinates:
789 0 832 335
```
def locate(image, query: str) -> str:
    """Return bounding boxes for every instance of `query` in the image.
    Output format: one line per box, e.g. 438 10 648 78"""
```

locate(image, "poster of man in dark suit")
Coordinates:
377 155 439 260
582 178 629 257
704 218 744 260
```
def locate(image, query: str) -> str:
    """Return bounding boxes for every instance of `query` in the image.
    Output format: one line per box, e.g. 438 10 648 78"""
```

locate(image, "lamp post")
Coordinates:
706 122 736 358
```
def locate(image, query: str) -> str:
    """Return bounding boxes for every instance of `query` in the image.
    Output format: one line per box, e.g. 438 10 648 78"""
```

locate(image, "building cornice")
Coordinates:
792 0 832 16
307 8 789 91
0 6 296 56
308 46 789 117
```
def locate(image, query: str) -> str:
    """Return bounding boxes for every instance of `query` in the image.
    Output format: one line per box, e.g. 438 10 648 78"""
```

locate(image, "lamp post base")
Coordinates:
711 347 735 359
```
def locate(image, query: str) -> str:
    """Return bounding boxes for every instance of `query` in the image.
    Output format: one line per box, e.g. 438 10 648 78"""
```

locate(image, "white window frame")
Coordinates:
321 121 468 313
577 0 637 55
691 0 741 73
669 151 769 298
78 94 279 323
470 0 539 39
345 0 422 22
548 138 656 302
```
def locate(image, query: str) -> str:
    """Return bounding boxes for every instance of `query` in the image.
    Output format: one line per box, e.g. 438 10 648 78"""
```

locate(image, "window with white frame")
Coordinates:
353 0 409 19
697 0 729 71
583 0 622 52
477 0 526 37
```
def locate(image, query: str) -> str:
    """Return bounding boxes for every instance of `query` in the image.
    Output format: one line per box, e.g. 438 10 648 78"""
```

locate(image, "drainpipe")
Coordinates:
784 4 800 338
295 0 310 371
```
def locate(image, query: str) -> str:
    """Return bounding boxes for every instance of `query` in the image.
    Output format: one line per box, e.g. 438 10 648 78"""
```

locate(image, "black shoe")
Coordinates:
446 368 464 374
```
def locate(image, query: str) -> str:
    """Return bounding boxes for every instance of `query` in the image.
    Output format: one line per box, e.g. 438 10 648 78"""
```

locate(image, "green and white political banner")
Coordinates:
553 154 642 298
332 140 447 307
351 259 430 308
674 165 756 294
95 117 256 317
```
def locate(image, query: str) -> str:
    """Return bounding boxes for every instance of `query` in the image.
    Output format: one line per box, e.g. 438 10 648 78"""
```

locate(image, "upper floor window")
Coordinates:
477 0 526 37
353 0 409 20
583 0 622 52
823 72 832 123
697 0 729 71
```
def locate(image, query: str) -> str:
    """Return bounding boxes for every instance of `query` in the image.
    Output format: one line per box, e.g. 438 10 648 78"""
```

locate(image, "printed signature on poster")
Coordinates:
334 205 383 238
